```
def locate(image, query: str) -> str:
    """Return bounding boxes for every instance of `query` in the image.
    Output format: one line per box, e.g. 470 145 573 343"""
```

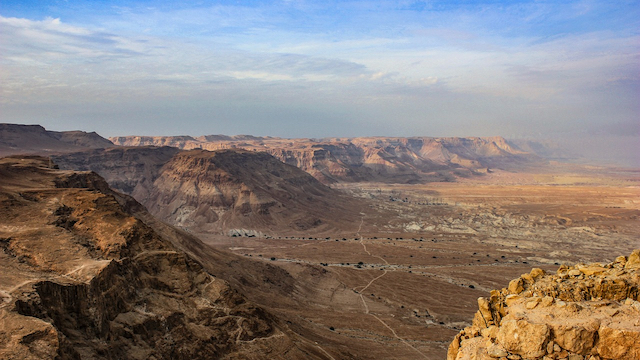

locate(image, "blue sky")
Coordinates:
0 1 638 164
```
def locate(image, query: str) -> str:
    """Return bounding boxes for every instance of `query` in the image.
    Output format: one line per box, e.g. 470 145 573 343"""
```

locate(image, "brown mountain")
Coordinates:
0 124 114 157
0 124 546 185
110 135 543 183
0 155 328 359
53 147 364 235
147 149 363 233
51 146 181 205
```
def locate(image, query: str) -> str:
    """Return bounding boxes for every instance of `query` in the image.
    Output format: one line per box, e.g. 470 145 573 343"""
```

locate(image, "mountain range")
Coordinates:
0 123 551 235
110 134 543 183
1 123 638 360
53 147 364 235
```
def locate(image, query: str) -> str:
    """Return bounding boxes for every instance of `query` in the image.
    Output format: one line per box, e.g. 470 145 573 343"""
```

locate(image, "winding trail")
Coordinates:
296 335 337 360
356 271 388 294
313 342 337 360
353 213 429 359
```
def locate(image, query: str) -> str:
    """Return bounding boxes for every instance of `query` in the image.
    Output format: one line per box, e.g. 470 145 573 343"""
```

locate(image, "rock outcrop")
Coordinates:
110 135 543 184
54 148 364 234
0 156 325 359
447 251 640 360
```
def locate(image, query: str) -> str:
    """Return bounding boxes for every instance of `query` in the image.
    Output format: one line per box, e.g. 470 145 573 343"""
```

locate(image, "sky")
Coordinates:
0 1 638 165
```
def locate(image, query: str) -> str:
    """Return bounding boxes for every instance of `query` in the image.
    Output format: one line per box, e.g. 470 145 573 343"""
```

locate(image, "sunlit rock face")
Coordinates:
447 250 640 360
110 135 542 184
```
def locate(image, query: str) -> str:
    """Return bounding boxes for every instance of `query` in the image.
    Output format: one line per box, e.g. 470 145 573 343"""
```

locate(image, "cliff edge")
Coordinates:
448 250 640 360
0 156 325 359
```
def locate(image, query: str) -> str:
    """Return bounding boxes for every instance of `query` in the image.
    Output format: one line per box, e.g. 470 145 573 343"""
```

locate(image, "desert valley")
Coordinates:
0 123 638 359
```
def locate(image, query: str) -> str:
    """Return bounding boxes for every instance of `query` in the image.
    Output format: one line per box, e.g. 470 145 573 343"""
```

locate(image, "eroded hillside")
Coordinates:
0 156 328 359
110 135 542 183
54 148 366 235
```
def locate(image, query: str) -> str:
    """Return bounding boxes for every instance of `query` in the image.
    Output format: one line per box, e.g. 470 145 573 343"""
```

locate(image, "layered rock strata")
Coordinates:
0 156 320 359
448 251 640 360
110 135 541 184
54 148 363 234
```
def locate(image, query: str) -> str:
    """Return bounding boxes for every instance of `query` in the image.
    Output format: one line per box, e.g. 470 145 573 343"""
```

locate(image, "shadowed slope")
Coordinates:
0 124 114 157
55 148 365 235
0 156 329 360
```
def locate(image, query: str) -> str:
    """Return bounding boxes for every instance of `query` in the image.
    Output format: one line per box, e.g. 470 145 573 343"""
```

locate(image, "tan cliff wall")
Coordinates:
109 135 543 184
448 250 640 360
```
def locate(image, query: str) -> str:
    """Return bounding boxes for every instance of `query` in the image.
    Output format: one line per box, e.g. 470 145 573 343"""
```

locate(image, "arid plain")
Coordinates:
199 166 640 359
1 124 638 359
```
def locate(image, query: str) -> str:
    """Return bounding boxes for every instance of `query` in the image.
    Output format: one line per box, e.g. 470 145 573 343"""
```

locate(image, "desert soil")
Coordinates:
198 168 640 359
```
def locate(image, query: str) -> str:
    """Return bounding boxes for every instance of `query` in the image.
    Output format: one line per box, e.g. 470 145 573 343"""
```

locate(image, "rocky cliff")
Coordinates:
110 135 542 184
0 156 326 359
53 148 364 235
0 123 114 157
447 251 640 360
146 149 362 233
51 146 181 205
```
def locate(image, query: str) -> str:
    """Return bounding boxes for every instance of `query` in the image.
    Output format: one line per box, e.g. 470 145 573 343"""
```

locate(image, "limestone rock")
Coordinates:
478 297 494 326
551 324 596 355
595 324 640 360
579 266 607 276
497 319 549 358
447 251 640 360
626 249 640 270
487 343 508 358
508 278 524 294
530 268 546 279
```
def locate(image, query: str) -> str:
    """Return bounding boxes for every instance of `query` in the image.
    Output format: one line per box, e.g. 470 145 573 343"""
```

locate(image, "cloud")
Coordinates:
0 15 390 105
0 0 638 162
0 16 147 63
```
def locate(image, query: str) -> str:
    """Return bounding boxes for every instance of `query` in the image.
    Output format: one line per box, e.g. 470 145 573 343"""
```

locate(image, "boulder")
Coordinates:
447 250 640 360
625 249 640 270
497 319 549 358
551 324 596 355
595 324 640 360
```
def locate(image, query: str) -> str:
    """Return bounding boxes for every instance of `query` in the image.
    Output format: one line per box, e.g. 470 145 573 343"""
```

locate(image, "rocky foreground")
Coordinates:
0 156 324 359
448 251 640 360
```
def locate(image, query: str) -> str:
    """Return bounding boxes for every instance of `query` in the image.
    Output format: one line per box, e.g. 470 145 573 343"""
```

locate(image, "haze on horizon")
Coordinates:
0 1 638 166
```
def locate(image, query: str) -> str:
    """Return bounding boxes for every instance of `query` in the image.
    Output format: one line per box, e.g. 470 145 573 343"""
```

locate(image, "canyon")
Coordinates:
0 156 326 359
52 147 365 235
1 123 639 359
109 134 543 184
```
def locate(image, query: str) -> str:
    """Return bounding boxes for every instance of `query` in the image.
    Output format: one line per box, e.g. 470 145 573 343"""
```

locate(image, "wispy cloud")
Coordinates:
0 14 386 102
0 16 147 62
0 0 638 160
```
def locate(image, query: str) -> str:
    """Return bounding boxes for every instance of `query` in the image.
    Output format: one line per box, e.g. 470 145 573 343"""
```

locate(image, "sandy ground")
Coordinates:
197 168 640 359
